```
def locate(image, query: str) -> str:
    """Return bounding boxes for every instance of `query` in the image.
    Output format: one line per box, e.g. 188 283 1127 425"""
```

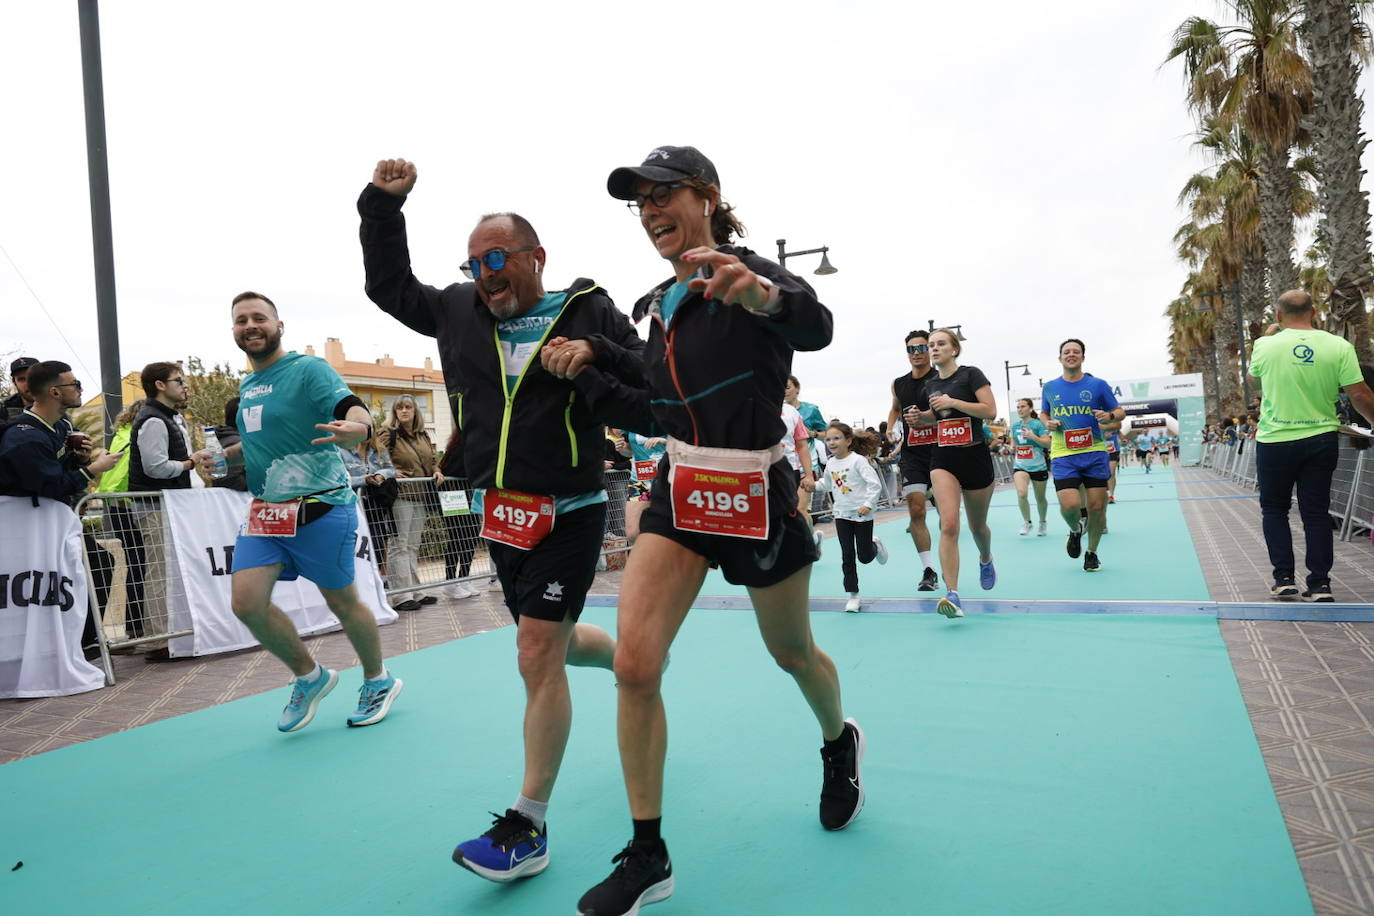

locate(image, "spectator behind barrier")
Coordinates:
0 360 121 501
338 427 398 579
3 356 39 420
385 394 441 610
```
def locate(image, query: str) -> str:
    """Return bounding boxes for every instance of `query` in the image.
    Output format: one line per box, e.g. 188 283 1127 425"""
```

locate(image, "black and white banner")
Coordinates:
162 489 396 657
0 496 104 698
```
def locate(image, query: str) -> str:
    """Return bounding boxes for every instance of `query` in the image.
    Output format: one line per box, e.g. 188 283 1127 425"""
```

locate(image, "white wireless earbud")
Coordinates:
703 201 711 217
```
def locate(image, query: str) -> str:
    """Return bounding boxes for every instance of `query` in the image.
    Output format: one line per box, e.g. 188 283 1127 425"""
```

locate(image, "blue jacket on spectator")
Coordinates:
0 409 91 501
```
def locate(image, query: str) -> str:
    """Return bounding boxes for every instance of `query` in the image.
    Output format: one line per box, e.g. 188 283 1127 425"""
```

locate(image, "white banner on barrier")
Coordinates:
162 489 397 657
0 496 104 698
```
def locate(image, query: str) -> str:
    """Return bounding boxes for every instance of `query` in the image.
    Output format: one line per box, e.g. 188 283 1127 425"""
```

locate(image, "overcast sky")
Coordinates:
3 1 1365 426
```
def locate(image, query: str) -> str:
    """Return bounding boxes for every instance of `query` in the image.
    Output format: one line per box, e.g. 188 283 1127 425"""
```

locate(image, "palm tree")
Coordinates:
1300 0 1374 362
1167 1 1312 302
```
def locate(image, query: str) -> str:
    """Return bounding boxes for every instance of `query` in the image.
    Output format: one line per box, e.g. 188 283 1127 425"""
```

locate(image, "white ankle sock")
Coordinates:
513 795 548 830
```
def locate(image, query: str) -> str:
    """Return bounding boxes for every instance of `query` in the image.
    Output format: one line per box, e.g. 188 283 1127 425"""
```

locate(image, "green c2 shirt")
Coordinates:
1249 328 1362 443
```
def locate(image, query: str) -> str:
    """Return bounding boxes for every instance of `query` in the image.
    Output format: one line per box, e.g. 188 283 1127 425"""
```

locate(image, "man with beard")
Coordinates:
358 158 645 884
225 291 402 732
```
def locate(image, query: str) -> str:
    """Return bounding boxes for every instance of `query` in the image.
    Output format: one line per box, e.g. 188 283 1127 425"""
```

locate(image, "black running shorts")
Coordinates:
930 444 995 491
639 457 819 588
1015 468 1049 482
488 501 606 624
899 446 933 494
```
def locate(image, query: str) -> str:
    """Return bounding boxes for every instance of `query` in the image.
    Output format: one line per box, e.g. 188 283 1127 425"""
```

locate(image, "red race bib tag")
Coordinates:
1015 445 1034 461
906 425 937 447
937 418 973 447
670 463 769 540
1064 427 1095 451
634 458 659 481
246 498 300 537
1107 439 1118 453
481 489 556 550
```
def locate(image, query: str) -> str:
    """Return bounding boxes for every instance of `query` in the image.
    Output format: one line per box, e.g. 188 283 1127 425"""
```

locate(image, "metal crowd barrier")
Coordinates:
72 491 196 684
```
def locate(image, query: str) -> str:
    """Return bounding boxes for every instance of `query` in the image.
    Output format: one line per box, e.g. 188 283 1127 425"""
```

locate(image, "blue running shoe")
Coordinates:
347 673 403 727
936 590 964 618
453 809 549 883
277 667 338 732
979 558 996 590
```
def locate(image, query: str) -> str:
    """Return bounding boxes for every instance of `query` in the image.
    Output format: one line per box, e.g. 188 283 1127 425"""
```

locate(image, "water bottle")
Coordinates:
203 426 229 480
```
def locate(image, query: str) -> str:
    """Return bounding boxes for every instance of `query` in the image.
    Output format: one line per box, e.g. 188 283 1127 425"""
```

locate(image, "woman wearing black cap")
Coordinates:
543 146 864 916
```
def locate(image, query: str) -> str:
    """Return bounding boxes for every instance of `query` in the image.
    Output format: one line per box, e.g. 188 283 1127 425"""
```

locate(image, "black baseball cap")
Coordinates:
607 146 719 200
10 357 38 376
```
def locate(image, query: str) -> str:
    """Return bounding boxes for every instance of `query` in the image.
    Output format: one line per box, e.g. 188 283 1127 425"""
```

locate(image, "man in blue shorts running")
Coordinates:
226 291 401 732
1040 339 1123 572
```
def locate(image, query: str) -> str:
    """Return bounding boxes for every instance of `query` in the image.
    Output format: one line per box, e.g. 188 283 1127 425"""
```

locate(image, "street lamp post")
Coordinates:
926 319 967 341
776 239 838 275
1004 360 1031 427
1197 281 1251 409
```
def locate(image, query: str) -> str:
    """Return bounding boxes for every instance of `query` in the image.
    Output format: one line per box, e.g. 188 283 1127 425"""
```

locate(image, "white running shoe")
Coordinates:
813 529 824 558
445 582 477 600
844 593 861 613
1037 520 1047 537
873 536 888 565
1018 520 1032 536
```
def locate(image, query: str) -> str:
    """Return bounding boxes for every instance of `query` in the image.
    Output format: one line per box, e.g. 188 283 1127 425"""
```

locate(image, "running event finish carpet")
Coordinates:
2 602 1309 914
698 465 1213 602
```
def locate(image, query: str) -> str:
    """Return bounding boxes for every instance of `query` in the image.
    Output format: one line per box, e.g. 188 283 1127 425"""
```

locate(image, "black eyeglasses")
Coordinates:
626 183 688 216
906 344 929 354
53 381 83 390
461 247 535 280
167 377 186 385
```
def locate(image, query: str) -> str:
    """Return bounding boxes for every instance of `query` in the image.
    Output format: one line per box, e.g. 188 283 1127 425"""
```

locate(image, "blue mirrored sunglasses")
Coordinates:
461 247 535 280
906 344 929 354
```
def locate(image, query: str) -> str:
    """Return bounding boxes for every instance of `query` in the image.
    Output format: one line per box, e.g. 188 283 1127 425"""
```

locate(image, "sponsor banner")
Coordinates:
162 489 396 658
0 496 104 698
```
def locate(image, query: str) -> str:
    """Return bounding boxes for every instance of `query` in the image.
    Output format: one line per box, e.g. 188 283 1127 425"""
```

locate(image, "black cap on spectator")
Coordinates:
10 357 38 376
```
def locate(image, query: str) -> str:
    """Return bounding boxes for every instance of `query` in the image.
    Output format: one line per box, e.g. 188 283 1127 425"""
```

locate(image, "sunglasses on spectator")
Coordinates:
626 183 689 216
461 247 535 279
906 344 929 354
52 381 83 390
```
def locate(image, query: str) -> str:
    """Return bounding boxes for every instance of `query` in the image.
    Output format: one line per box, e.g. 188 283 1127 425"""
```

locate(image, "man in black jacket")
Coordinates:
3 356 39 420
0 361 122 499
359 157 648 884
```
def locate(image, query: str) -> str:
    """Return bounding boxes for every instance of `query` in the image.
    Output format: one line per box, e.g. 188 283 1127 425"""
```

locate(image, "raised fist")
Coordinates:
372 158 418 196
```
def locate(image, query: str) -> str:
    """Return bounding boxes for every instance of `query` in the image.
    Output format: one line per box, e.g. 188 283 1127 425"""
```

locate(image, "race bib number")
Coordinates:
937 418 973 447
246 498 300 537
1015 445 1034 462
1106 438 1118 454
439 490 470 516
634 458 659 481
906 425 937 447
480 489 555 550
670 464 769 540
1064 427 1095 451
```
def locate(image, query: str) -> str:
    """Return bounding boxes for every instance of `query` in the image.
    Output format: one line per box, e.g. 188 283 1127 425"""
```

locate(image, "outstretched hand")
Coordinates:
372 158 418 196
312 421 370 447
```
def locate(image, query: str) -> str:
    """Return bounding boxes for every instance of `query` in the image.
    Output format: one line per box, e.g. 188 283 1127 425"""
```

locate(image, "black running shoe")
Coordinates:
1302 584 1335 603
819 718 866 830
1083 551 1100 572
917 567 939 592
1270 578 1300 600
577 839 674 915
1066 525 1082 559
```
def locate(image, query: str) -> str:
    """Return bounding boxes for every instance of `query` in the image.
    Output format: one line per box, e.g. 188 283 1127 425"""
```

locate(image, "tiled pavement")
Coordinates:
5 466 1374 914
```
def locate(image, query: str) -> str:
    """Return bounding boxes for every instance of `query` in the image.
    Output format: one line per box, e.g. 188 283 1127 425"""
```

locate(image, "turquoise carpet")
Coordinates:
700 465 1212 601
1 605 1308 915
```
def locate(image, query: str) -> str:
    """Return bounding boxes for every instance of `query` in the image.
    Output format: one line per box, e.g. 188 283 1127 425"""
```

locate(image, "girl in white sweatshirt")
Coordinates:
815 422 888 612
